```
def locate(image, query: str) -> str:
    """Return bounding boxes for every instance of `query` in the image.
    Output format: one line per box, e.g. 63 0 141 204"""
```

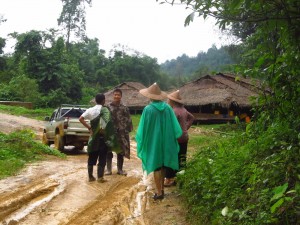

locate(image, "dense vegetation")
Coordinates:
0 32 234 108
160 45 236 81
158 0 300 224
0 129 65 179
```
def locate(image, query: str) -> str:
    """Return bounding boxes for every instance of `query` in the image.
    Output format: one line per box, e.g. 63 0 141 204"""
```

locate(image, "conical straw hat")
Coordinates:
139 82 167 100
167 90 184 104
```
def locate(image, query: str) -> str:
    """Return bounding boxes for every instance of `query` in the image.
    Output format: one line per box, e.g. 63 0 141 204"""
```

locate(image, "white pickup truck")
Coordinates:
42 104 90 151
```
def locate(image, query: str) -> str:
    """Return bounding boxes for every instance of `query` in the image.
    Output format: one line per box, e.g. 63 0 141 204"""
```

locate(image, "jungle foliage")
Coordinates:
160 44 237 81
156 0 300 224
0 32 177 108
0 34 233 108
0 1 235 108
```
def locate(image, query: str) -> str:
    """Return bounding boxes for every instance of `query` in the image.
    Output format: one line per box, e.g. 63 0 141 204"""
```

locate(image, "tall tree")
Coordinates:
58 0 92 51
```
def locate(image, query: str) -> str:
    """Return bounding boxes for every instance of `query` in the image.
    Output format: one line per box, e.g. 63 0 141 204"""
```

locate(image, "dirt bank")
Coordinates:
0 113 189 225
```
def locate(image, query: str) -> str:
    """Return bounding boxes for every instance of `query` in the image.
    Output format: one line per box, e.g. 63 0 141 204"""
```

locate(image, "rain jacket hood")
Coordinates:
150 100 168 111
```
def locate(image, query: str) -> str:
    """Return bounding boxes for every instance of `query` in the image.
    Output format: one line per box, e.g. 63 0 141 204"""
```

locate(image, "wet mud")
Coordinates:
0 113 189 225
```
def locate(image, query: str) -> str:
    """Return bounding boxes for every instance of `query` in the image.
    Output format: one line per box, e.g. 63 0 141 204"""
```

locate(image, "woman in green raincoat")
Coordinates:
136 83 182 200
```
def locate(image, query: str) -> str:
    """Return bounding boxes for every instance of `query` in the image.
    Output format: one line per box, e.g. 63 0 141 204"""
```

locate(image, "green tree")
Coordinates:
69 38 108 84
94 47 162 88
12 31 84 106
160 45 235 79
0 37 6 71
8 74 40 103
58 0 92 51
13 30 44 79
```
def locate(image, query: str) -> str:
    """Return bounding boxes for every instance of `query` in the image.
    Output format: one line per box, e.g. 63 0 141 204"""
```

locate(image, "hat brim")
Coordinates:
167 95 184 104
140 88 167 100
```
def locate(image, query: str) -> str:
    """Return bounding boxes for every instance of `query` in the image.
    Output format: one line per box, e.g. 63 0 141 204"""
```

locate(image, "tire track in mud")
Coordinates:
0 179 60 221
0 161 143 225
62 176 143 225
0 143 148 225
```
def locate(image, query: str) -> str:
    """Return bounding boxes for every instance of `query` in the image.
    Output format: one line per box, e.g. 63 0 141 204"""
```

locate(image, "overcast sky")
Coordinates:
1 0 226 63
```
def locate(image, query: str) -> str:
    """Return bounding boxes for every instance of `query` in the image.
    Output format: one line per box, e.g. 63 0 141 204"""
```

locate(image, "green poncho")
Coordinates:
87 106 121 154
136 101 182 174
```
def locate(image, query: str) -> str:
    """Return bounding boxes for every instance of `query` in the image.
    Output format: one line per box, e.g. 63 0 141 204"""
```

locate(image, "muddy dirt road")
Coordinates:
0 113 189 225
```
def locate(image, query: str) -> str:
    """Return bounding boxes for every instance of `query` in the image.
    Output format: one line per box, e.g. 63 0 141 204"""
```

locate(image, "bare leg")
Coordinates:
161 167 165 195
153 169 163 196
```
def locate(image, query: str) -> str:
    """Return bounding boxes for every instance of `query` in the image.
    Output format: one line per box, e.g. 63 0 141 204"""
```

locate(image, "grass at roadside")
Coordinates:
131 114 141 136
0 105 53 120
0 129 66 179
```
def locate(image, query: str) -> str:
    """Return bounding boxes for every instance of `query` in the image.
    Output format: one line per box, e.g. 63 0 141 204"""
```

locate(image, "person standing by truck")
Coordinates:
105 88 133 176
79 93 112 183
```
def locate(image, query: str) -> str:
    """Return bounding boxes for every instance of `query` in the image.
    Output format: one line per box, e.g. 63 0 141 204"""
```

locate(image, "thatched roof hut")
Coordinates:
104 82 150 114
178 73 263 123
180 73 261 108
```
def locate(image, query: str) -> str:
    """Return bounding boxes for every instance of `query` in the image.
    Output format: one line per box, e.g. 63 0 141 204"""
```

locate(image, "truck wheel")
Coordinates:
54 134 64 151
42 133 50 146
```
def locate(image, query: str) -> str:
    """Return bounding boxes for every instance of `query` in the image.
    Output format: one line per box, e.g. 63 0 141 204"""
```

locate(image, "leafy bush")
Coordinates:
178 123 300 224
0 130 65 179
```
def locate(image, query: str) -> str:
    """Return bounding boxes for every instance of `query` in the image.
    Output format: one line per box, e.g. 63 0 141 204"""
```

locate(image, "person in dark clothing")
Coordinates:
105 88 133 176
79 93 112 183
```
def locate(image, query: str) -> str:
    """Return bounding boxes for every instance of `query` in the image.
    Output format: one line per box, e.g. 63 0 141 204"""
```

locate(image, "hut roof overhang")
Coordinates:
179 73 263 108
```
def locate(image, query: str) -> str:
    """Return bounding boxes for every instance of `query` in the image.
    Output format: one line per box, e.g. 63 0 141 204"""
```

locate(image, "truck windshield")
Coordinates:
61 108 86 118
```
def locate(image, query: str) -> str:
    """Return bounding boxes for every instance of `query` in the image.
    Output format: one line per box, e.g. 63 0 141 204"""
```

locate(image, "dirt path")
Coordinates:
0 113 189 225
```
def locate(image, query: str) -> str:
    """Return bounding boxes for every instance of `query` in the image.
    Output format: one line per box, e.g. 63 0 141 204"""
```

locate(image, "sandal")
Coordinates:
153 193 164 201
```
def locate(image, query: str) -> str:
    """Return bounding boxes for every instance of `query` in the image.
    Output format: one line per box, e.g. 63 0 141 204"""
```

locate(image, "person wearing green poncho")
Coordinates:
136 83 182 200
79 93 119 183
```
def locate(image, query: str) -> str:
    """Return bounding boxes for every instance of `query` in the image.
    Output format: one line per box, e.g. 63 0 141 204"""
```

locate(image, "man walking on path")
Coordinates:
106 88 133 176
